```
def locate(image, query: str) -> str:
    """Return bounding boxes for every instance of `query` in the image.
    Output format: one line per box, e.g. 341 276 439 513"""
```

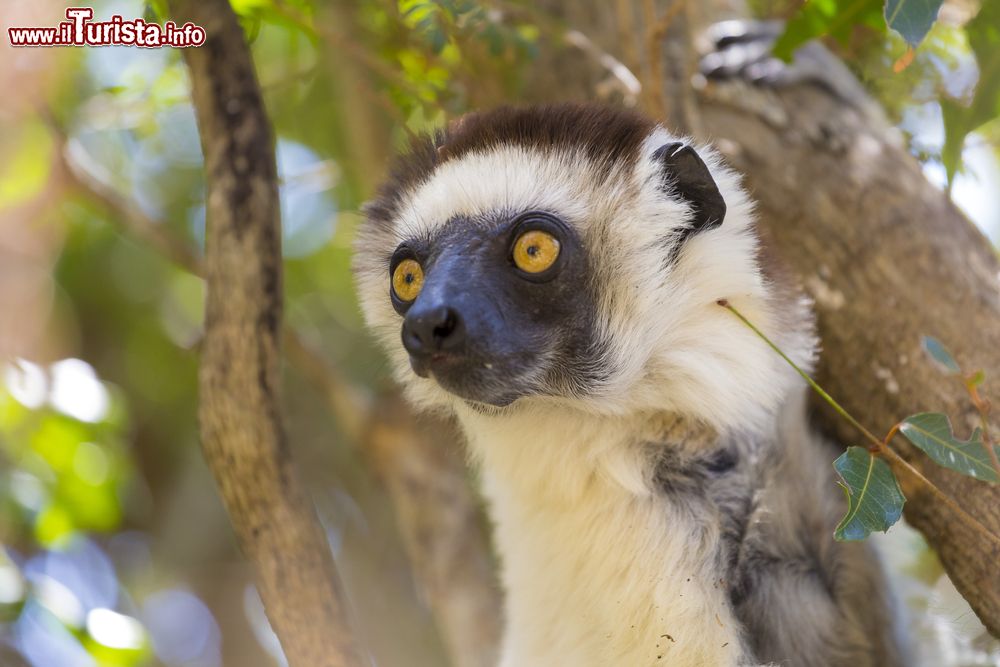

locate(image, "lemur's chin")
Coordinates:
407 348 528 408
463 398 518 416
432 374 521 409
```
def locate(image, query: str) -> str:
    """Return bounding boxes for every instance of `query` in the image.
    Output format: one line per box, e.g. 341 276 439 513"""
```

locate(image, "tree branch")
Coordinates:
167 1 364 664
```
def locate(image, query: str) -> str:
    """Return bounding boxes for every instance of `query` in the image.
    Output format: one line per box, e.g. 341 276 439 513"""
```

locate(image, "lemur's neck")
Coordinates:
457 405 749 667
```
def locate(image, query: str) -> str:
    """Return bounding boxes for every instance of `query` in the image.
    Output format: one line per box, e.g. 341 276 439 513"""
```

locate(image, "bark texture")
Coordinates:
526 0 1000 636
170 0 364 664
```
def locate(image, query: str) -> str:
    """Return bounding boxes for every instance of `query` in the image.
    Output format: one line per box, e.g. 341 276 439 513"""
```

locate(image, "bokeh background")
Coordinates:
1 0 999 666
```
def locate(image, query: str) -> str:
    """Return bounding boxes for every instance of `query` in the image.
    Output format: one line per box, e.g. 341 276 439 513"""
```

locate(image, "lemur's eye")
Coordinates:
392 259 424 302
512 230 560 274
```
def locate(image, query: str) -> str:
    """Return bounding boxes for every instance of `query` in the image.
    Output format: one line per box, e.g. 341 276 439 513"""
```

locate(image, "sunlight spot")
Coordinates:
276 140 338 258
35 575 86 628
10 471 46 511
0 560 26 605
87 608 146 650
4 359 47 408
49 359 109 423
143 589 220 666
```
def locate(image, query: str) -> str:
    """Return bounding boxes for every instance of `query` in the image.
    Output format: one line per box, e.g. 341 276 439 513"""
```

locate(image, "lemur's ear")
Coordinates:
652 142 726 235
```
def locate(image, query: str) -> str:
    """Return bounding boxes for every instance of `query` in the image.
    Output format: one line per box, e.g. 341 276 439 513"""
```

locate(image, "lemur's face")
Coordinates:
354 104 790 423
386 208 598 406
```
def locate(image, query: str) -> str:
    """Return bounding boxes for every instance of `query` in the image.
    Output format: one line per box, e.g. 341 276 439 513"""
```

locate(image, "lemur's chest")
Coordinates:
490 476 751 667
469 415 754 667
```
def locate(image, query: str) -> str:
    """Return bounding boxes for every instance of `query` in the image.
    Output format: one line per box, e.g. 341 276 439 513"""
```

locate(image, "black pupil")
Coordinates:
527 245 538 256
404 273 414 284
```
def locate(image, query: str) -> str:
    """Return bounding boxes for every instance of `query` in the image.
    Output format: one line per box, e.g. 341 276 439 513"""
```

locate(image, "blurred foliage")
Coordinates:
763 0 1000 190
1 0 998 666
771 0 887 60
0 360 150 666
941 0 1000 185
1 361 128 546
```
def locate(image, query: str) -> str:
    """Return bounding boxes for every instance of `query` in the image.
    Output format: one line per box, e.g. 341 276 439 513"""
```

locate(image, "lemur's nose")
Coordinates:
402 304 465 356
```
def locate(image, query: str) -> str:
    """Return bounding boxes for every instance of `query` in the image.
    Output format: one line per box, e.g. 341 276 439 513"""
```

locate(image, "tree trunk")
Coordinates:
525 0 1000 636
170 0 365 664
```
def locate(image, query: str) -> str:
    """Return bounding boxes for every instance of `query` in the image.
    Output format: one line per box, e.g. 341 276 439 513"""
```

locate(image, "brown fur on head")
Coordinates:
363 104 657 232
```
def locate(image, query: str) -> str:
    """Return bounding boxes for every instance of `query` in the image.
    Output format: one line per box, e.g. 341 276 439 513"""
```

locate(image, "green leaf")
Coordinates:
229 0 272 15
940 98 969 185
920 335 960 373
773 0 884 62
900 412 999 483
82 609 151 665
940 1 1000 186
833 447 905 541
884 0 944 47
144 0 168 23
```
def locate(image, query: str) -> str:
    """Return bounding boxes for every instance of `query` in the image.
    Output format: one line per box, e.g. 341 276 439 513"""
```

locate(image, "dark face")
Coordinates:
389 211 600 407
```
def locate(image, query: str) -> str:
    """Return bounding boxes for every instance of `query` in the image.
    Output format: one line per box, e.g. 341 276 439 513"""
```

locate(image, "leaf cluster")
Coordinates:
768 0 999 189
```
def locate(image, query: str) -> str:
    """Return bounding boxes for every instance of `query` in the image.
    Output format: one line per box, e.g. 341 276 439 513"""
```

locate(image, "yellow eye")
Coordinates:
512 230 560 274
392 258 424 302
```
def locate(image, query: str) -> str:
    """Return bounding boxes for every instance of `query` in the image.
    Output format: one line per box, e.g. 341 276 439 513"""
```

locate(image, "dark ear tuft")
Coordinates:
652 142 726 237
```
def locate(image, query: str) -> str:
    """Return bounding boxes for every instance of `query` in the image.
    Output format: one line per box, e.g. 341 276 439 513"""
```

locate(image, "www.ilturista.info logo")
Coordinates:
8 7 206 48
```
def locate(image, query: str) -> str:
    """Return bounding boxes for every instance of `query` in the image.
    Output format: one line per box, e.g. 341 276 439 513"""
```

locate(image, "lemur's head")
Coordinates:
354 104 812 431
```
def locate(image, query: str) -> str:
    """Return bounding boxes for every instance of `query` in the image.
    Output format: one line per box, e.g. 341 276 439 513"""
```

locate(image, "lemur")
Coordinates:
353 103 909 667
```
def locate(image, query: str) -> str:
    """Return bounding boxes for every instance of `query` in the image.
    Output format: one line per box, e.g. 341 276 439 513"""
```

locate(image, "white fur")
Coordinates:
355 126 816 666
460 403 756 666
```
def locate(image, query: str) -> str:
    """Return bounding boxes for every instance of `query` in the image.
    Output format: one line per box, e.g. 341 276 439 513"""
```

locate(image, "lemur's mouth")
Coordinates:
408 349 524 407
408 350 460 379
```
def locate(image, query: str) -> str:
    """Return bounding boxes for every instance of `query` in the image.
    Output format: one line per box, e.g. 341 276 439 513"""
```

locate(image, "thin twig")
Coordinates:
640 0 668 120
720 300 1000 548
674 0 700 138
562 29 642 103
615 0 640 73
492 0 643 104
639 0 688 123
719 300 883 448
649 0 685 42
284 332 370 443
965 376 1000 479
44 113 202 276
879 441 1000 547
